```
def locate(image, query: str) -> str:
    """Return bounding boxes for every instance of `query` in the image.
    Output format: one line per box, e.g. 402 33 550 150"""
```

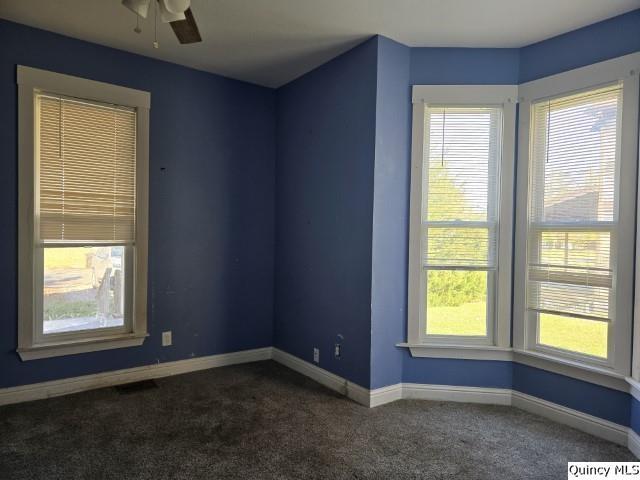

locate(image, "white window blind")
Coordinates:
37 93 137 243
423 107 501 269
527 84 621 321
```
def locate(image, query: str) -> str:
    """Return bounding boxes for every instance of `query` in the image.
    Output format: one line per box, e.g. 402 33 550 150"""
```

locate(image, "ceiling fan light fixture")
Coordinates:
158 0 186 23
122 0 151 19
162 0 190 14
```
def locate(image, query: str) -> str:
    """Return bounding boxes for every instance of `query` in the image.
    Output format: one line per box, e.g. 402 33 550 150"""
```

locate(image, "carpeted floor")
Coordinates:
0 360 633 479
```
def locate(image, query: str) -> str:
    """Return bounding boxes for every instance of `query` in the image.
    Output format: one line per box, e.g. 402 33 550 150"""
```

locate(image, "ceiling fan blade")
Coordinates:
169 8 202 44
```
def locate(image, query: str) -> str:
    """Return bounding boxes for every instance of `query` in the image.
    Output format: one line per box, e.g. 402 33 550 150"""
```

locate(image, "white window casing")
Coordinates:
402 85 517 359
17 66 150 360
514 53 640 377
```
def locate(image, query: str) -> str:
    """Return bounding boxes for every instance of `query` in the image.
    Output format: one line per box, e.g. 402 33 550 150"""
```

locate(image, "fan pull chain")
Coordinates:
154 0 159 48
545 100 551 163
134 11 141 34
440 109 446 167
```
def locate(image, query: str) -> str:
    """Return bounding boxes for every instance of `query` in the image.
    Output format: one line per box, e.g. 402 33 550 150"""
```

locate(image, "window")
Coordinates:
18 66 150 360
514 56 639 375
528 85 618 360
423 106 499 339
406 86 516 357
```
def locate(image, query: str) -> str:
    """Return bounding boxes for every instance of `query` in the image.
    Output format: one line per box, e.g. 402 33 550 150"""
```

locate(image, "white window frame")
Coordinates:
514 53 640 377
401 85 517 360
17 66 150 360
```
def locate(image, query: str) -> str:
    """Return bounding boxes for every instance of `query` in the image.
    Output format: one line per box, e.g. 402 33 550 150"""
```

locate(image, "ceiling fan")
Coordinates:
122 0 202 45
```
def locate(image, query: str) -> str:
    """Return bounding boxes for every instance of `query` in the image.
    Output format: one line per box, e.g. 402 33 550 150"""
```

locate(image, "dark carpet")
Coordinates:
0 360 633 479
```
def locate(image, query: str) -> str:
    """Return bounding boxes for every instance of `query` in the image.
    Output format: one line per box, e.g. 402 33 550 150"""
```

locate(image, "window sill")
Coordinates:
397 343 629 392
626 377 640 402
397 342 513 361
17 332 148 361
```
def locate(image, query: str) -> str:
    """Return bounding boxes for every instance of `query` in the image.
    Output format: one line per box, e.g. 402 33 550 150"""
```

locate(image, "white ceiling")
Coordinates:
1 0 639 88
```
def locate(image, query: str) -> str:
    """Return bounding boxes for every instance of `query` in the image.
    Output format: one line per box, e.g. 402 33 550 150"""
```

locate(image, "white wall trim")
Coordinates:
398 343 513 361
18 65 150 108
402 383 512 405
412 85 518 104
407 85 516 351
629 430 640 459
0 347 272 407
627 377 640 402
370 383 403 407
17 333 148 361
2 348 638 457
271 348 371 406
270 350 636 455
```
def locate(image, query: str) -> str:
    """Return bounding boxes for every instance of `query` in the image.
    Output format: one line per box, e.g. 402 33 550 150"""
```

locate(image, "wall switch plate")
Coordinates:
334 343 341 359
162 331 172 346
313 347 319 363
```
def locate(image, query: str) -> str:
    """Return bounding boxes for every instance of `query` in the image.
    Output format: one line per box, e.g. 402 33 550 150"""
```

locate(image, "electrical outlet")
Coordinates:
313 347 319 363
334 334 344 360
162 331 172 346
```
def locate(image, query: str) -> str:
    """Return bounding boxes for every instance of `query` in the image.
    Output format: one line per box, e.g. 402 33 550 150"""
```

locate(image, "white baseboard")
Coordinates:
402 383 512 405
270 349 636 455
271 348 370 406
629 430 640 458
0 346 272 407
511 391 628 446
2 345 637 458
370 383 403 407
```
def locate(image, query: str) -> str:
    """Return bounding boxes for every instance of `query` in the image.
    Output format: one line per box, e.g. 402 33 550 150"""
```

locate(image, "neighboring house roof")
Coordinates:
545 191 599 221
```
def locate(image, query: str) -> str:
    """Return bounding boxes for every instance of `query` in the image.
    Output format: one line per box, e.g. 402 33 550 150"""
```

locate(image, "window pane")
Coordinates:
538 231 610 269
43 246 125 334
530 85 619 224
37 94 137 242
529 230 612 321
538 313 607 359
425 107 500 223
527 84 620 328
425 270 487 336
425 226 491 268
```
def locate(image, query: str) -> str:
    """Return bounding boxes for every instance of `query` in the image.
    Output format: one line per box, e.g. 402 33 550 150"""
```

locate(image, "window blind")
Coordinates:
423 107 501 269
526 84 621 321
37 93 137 243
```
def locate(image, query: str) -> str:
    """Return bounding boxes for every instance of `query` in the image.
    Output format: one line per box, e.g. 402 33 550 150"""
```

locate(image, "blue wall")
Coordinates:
410 48 519 85
631 398 640 434
370 37 411 389
0 20 276 388
403 356 513 389
519 9 640 83
513 364 630 426
274 38 379 388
